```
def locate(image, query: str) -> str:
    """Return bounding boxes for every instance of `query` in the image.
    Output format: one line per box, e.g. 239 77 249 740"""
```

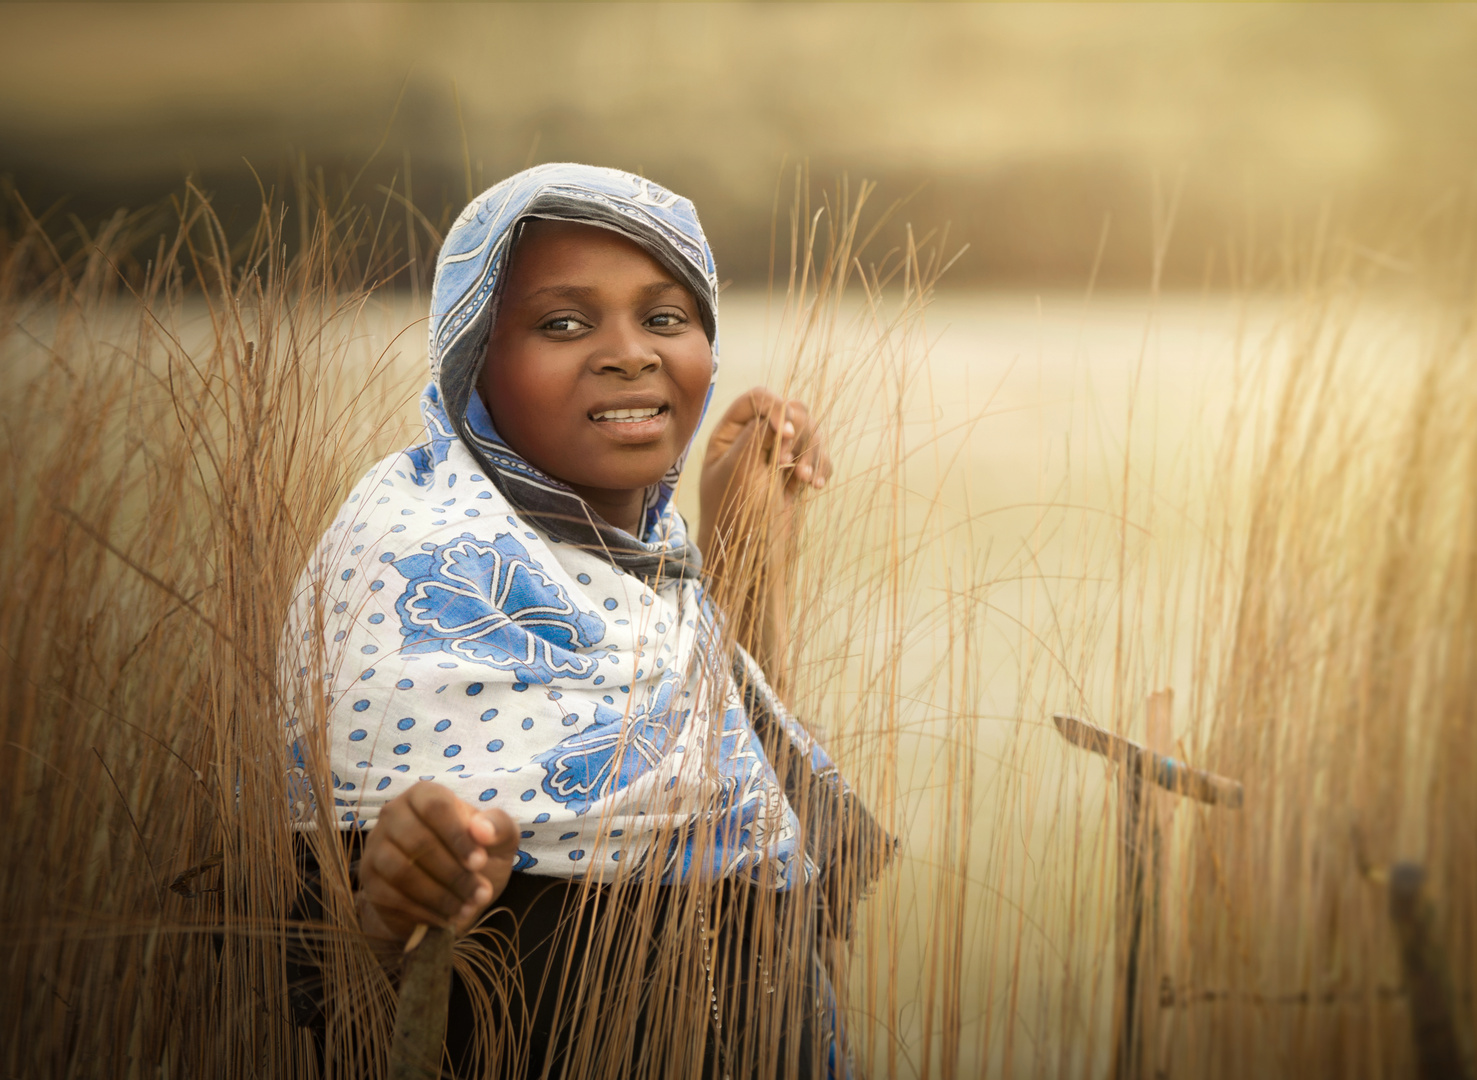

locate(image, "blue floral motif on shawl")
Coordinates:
392 531 606 682
534 669 688 812
661 704 773 881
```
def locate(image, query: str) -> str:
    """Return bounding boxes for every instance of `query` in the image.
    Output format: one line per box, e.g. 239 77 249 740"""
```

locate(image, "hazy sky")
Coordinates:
3 3 1471 284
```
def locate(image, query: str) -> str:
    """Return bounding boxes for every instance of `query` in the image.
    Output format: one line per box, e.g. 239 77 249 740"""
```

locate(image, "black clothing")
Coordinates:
287 836 825 1079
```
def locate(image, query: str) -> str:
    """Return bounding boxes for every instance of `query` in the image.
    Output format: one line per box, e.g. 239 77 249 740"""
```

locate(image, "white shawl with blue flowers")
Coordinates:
283 164 869 886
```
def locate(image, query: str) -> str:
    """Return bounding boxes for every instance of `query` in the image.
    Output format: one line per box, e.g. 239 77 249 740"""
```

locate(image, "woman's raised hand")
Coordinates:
697 387 832 556
356 781 519 946
697 387 831 677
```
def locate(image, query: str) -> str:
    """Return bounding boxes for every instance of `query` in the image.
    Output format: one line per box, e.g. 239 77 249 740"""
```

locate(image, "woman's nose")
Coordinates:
591 320 660 377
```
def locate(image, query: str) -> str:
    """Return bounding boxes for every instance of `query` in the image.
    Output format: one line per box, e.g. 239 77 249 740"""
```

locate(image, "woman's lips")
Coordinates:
587 404 669 442
590 406 663 423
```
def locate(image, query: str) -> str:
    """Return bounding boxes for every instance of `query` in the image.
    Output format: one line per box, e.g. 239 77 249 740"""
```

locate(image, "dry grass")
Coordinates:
3 171 1474 1080
1156 250 1477 1078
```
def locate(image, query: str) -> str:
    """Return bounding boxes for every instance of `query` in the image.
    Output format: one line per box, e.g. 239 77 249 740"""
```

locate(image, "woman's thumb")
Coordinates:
482 808 519 854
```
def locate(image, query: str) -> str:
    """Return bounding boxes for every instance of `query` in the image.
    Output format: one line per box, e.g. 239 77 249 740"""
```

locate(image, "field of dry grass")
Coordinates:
2 179 1473 1078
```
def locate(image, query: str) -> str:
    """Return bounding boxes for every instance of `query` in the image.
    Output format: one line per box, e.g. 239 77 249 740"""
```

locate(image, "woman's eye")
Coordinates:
646 311 686 330
542 315 589 333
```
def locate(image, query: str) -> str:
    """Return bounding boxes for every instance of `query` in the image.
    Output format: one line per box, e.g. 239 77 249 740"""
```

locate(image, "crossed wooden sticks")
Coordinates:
1054 705 1473 1080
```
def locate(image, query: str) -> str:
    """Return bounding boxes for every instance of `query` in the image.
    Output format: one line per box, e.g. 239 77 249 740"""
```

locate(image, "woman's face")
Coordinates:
479 220 713 532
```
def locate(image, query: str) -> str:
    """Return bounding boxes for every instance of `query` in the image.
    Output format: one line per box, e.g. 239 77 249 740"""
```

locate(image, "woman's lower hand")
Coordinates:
356 780 518 946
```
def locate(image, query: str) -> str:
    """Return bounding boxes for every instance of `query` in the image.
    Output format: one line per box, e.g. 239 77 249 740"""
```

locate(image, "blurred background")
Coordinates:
3 1 1475 288
7 8 1477 1077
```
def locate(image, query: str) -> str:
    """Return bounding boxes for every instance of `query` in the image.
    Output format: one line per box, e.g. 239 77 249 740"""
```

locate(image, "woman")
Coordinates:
284 163 886 1078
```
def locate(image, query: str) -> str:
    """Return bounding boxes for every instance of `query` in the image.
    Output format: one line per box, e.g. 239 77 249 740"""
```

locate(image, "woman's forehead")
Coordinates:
505 219 689 296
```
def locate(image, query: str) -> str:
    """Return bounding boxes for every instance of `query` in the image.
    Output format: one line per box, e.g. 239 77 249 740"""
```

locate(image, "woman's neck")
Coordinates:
568 483 643 538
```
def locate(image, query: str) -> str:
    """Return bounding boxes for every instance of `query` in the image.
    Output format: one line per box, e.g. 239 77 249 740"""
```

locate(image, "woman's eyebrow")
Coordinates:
521 280 685 304
522 284 596 303
636 280 686 300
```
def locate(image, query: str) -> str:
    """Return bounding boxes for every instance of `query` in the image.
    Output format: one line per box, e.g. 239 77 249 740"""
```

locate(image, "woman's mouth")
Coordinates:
590 406 666 424
586 403 671 444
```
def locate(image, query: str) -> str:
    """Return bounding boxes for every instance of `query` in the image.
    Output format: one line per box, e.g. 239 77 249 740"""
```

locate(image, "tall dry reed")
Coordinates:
5 166 1472 1080
1 183 428 1076
1149 242 1477 1078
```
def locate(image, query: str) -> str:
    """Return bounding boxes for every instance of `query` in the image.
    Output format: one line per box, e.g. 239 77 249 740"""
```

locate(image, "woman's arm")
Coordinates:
698 388 831 686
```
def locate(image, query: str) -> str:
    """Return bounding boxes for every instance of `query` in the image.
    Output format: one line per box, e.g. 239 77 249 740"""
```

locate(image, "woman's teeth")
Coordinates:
592 407 662 423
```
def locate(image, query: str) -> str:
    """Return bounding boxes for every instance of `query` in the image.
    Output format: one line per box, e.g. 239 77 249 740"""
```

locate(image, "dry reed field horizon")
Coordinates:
2 172 1474 1079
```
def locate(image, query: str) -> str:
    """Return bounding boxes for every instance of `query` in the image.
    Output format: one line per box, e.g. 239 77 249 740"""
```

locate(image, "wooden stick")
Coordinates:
1053 714 1243 808
1115 767 1147 1080
1388 863 1474 1080
1053 708 1244 1080
1142 690 1177 1080
388 923 454 1080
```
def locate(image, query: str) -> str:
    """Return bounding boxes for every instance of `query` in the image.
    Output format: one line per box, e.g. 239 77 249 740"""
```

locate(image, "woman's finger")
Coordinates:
367 834 488 920
482 808 519 858
705 387 782 462
775 399 830 491
480 809 520 900
384 814 487 901
404 781 491 871
799 440 832 487
359 868 459 932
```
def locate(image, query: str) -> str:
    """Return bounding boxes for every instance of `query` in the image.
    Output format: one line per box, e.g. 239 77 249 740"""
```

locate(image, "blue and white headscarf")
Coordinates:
283 164 884 890
430 162 720 572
